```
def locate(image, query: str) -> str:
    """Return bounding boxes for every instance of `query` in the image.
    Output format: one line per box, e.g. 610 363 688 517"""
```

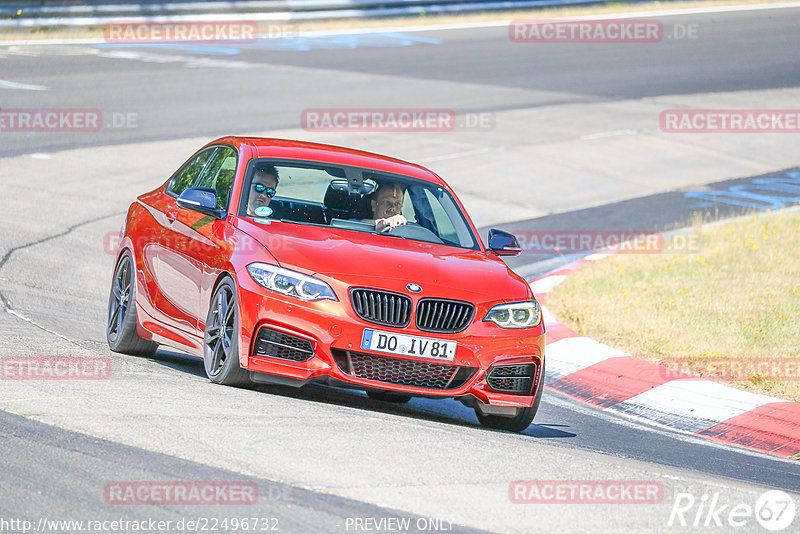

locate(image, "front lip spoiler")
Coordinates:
459 395 520 417
248 372 312 388
246 366 537 408
246 371 474 401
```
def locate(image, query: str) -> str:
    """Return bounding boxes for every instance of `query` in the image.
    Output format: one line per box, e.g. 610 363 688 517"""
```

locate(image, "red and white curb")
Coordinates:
531 253 800 459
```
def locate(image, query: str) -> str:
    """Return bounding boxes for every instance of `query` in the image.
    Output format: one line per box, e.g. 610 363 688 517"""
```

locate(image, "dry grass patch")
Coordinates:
547 208 800 401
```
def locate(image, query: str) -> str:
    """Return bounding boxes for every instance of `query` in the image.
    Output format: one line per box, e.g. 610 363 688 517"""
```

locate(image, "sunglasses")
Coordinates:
253 183 277 197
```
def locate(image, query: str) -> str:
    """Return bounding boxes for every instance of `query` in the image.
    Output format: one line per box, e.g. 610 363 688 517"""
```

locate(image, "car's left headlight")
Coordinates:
484 301 541 328
247 263 337 302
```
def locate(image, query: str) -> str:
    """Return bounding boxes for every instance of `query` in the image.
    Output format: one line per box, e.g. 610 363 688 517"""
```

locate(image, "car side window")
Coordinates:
168 148 215 197
421 188 460 245
194 146 238 210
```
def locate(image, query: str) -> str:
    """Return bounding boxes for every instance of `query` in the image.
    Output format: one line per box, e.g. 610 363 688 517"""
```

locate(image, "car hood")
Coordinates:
238 220 532 302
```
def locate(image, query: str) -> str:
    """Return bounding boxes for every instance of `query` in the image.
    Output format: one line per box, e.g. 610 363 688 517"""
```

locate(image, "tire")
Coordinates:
475 373 544 432
366 391 412 403
106 252 158 357
203 277 250 387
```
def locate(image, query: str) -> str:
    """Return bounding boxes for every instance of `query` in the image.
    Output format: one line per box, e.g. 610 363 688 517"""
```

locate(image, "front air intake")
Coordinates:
486 363 538 394
332 349 477 390
252 327 315 362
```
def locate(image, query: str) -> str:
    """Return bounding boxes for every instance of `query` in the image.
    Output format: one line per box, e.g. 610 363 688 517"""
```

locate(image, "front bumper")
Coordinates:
236 276 545 408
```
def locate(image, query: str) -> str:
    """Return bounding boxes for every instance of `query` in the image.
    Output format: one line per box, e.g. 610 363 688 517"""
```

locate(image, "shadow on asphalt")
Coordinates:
150 347 206 377
147 347 577 439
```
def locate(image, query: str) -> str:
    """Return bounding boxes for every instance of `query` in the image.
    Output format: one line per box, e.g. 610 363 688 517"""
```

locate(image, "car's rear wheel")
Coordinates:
475 378 544 432
106 252 158 356
204 277 250 387
366 391 412 403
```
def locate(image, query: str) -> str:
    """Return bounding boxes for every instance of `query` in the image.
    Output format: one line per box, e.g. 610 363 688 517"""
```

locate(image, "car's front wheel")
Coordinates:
106 252 158 356
204 277 250 387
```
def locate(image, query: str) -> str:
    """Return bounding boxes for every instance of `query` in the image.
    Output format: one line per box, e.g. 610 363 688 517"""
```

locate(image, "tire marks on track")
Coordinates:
0 211 124 342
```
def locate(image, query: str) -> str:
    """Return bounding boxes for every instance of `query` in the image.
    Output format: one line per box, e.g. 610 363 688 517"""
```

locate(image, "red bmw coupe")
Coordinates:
107 137 545 431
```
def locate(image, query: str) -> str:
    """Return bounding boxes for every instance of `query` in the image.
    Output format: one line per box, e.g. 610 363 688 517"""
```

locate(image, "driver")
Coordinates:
247 165 279 216
364 182 407 231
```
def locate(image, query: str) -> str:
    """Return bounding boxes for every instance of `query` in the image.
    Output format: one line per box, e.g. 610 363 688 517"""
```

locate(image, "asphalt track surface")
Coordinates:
2 5 800 533
2 7 800 157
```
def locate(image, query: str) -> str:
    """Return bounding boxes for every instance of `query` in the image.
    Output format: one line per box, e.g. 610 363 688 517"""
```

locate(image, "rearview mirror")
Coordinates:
488 229 522 256
177 187 226 219
329 178 375 196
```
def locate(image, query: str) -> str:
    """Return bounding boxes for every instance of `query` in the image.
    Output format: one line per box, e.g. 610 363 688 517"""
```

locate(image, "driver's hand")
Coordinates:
376 214 407 231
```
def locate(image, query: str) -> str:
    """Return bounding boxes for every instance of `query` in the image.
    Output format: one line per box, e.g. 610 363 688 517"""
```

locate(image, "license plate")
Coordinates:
360 329 456 361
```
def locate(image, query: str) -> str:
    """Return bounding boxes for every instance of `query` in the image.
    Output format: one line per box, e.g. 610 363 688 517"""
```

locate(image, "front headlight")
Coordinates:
484 301 541 328
247 263 337 302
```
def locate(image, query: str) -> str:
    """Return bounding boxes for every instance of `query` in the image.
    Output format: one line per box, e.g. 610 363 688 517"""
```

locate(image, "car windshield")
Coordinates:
238 160 480 250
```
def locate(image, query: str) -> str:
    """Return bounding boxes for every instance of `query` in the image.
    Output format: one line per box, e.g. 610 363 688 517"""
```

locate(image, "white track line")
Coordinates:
0 79 47 90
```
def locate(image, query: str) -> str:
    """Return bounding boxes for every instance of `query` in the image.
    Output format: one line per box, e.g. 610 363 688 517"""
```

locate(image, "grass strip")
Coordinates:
547 207 800 402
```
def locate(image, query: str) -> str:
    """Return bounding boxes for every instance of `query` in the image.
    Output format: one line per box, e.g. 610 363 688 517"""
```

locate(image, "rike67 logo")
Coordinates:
669 490 796 531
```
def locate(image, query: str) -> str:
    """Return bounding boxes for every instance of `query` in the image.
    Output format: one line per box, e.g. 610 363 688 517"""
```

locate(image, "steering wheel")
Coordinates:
382 220 411 233
382 222 444 244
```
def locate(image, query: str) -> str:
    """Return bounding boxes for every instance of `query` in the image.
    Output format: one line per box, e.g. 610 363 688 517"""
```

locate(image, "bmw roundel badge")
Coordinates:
406 283 422 293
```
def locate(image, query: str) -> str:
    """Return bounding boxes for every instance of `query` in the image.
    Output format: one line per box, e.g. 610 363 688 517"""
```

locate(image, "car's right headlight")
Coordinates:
247 263 337 302
483 301 541 328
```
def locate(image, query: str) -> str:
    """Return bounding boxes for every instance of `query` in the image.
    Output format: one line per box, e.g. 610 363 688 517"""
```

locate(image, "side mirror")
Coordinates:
177 187 226 219
488 229 521 256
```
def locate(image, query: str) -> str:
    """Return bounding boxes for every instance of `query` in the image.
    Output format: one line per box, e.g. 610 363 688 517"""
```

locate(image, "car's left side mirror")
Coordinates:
177 187 226 219
488 229 522 256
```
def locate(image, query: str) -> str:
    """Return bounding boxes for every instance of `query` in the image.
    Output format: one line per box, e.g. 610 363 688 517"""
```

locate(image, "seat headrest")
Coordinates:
324 180 361 213
324 179 377 215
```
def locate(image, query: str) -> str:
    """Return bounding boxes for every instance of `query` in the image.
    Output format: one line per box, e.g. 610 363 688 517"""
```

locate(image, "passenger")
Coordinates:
247 165 279 216
364 182 407 231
